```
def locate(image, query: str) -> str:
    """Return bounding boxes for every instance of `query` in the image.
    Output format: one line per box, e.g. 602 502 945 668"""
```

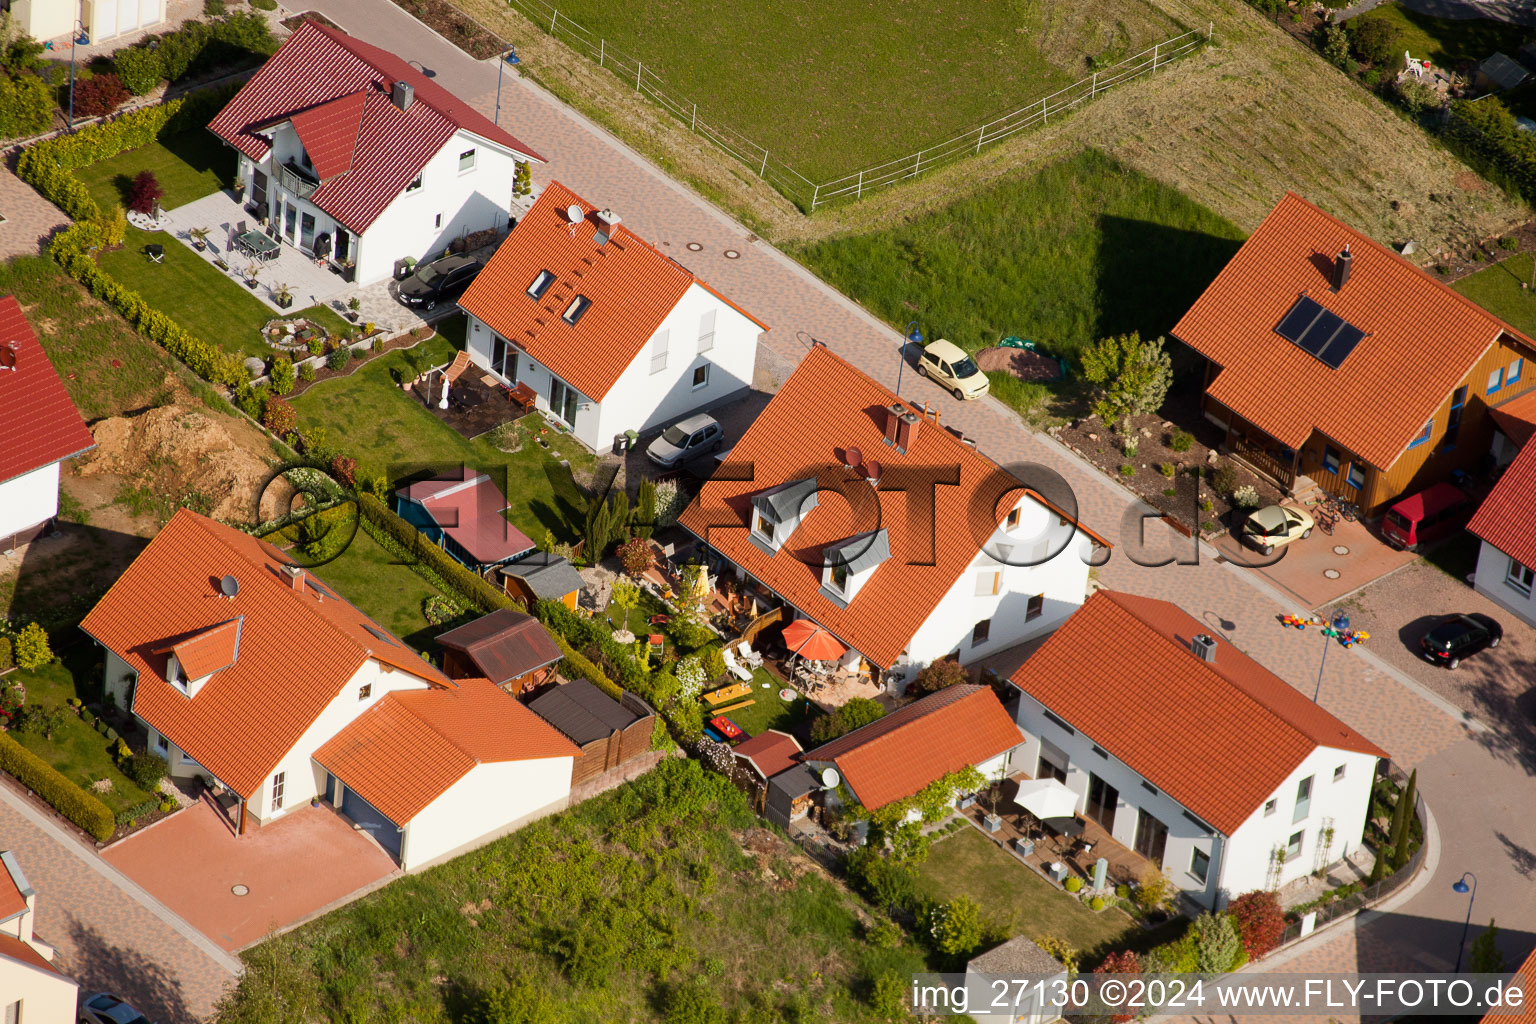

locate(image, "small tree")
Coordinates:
1346 16 1403 67
1080 332 1173 430
262 397 296 436
610 577 639 629
585 498 615 559
128 170 163 215
1228 890 1286 960
73 73 130 117
95 204 128 248
1471 919 1506 974
617 535 651 577
1319 25 1352 70
1134 868 1175 914
1390 769 1418 870
909 657 969 697
929 895 984 958
269 357 296 395
634 478 657 540
13 623 51 670
1194 911 1242 973
1095 951 1141 1023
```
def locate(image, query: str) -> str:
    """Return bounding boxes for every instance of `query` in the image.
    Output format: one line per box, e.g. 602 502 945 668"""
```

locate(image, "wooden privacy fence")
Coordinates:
505 0 1209 210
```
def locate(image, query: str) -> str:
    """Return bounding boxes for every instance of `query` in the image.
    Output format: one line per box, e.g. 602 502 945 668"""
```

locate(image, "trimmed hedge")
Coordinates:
0 732 115 841
356 493 513 613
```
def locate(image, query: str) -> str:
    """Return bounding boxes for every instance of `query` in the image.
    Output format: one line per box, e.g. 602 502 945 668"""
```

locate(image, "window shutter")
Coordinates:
650 329 669 374
698 309 716 352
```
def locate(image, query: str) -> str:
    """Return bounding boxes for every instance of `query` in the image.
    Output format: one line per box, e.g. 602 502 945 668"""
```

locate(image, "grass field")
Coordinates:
214 757 927 1024
308 528 451 649
473 0 1185 181
74 131 235 215
289 326 595 543
1347 5 1531 69
716 669 821 739
1453 252 1536 338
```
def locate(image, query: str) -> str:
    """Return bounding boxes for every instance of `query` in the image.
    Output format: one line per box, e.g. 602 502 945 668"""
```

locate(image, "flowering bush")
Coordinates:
676 656 706 701
1229 890 1286 960
1232 484 1261 508
654 479 688 527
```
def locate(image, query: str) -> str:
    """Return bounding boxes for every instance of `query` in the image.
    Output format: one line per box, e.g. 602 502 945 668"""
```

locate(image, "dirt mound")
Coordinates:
976 346 1064 381
78 405 280 525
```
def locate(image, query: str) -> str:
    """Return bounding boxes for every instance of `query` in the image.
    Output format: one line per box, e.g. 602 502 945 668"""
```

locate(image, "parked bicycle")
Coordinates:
1316 509 1338 536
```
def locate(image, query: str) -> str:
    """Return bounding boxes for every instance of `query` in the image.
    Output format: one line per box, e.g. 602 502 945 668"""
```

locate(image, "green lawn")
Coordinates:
915 827 1143 962
1348 5 1532 69
795 148 1244 421
301 527 451 650
214 758 927 1023
717 668 821 740
99 225 346 360
478 0 1184 182
74 131 236 215
1453 252 1536 337
290 326 595 544
5 654 156 816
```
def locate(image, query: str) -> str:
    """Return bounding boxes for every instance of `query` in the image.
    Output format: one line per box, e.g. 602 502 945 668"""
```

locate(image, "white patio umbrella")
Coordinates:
1013 778 1078 820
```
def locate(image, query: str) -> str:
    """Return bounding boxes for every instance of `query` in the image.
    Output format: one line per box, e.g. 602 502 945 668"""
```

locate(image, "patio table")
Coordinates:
237 229 280 262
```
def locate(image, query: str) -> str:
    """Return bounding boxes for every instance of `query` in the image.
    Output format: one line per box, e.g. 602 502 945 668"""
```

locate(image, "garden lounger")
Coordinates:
721 648 754 683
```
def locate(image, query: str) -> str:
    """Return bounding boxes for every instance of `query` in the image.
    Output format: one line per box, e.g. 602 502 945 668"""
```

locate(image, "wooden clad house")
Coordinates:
1173 193 1536 514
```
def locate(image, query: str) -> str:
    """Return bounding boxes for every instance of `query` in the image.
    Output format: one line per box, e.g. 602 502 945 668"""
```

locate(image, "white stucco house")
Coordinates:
677 343 1109 690
208 20 544 286
0 850 78 1024
1469 431 1536 627
0 294 95 554
457 180 766 454
80 510 580 871
14 0 165 48
1007 589 1388 908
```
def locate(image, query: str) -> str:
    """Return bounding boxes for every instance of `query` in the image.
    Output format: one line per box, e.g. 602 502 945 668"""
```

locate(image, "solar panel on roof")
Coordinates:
1274 296 1365 369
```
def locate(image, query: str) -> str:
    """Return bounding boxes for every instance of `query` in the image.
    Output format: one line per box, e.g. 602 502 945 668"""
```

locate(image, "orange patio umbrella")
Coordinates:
782 619 846 662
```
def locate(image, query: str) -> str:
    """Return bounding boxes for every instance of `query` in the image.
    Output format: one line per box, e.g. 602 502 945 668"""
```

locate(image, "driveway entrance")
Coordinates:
103 794 398 952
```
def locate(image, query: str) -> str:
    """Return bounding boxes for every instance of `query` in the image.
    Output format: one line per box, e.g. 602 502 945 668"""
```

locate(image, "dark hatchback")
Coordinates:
397 255 483 310
1419 613 1503 669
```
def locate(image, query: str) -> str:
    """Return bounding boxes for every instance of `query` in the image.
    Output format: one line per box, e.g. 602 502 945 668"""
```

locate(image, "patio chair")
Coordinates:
145 244 164 264
737 640 763 667
721 647 754 683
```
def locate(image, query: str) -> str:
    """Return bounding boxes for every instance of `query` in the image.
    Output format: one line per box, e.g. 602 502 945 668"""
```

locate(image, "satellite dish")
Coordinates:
0 343 14 370
864 459 882 485
565 204 584 223
220 574 239 598
820 767 841 791
844 446 862 471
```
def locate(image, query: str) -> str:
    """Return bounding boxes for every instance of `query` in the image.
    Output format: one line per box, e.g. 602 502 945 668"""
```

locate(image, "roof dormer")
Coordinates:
820 529 890 607
155 617 243 699
750 478 819 554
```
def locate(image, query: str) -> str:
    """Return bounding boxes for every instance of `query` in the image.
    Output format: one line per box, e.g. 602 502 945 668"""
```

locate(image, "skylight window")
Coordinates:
527 270 554 299
562 295 591 324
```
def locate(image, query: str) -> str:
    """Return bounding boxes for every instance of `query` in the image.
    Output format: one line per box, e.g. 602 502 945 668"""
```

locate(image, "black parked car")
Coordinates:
78 992 153 1024
1419 613 1503 669
397 255 483 311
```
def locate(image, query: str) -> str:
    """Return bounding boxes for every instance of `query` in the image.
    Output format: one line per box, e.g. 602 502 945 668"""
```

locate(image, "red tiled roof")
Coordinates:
0 934 61 977
457 181 766 401
1009 590 1388 835
79 510 449 801
0 294 95 488
1489 388 1536 449
208 21 543 234
155 618 242 680
677 344 1109 669
1172 192 1536 469
0 857 26 923
733 729 803 780
802 685 1021 811
396 468 535 565
1484 947 1536 1024
435 608 561 685
1470 433 1536 569
314 676 580 823
288 90 367 180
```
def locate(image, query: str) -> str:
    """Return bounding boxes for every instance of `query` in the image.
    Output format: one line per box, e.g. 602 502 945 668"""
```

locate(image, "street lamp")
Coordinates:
67 21 90 131
1312 609 1350 702
494 46 521 126
896 321 922 397
1452 872 1477 973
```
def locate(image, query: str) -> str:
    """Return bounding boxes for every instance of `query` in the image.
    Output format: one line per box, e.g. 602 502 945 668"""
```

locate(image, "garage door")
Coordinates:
332 774 403 861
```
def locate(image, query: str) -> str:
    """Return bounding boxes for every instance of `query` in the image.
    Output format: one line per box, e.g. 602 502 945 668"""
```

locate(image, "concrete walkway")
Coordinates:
193 0 1536 996
0 776 240 1022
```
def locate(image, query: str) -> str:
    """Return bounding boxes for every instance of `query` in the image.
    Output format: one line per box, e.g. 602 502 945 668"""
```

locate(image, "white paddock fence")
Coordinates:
505 0 1210 210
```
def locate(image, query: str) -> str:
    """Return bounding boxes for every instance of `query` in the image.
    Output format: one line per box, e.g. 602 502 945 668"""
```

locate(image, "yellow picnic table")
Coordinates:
703 682 752 707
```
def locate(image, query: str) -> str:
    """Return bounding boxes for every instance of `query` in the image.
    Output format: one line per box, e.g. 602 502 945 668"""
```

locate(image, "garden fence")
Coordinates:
504 0 1210 210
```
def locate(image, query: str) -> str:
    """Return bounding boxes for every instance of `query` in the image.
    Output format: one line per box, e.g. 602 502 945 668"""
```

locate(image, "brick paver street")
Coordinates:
0 777 239 1022
0 166 69 259
296 0 1536 994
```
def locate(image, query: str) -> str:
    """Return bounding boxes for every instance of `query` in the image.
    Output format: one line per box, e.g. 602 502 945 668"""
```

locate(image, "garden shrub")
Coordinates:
1229 890 1286 960
698 643 725 681
1169 430 1194 452
297 362 316 382
1194 911 1242 973
125 750 169 790
908 656 969 697
204 0 226 14
269 356 295 394
1158 462 1176 478
0 73 53 140
423 594 456 626
262 397 295 435
1081 331 1173 429
1232 484 1261 508
114 796 161 827
114 45 165 95
1445 99 1536 203
14 623 51 669
1345 15 1402 67
1135 868 1176 913
327 345 352 371
1211 461 1238 495
616 535 650 576
329 454 356 487
1032 935 1080 972
0 732 114 841
1089 895 1106 911
1095 950 1141 1021
928 895 984 957
127 170 163 214
1064 876 1084 894
74 73 131 118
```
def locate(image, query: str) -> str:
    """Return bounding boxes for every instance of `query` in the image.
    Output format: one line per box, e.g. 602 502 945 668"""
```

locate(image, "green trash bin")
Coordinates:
999 335 1038 351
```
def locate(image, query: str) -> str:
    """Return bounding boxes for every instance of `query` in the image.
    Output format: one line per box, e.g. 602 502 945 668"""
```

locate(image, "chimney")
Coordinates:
1190 633 1218 663
391 79 415 112
1332 244 1352 292
282 564 305 592
594 208 621 246
894 408 920 452
883 403 903 446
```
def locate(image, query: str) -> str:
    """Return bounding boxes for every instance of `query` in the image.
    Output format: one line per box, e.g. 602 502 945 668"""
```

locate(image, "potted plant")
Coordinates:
244 262 261 290
188 226 211 252
335 257 356 284
346 296 361 323
272 282 294 310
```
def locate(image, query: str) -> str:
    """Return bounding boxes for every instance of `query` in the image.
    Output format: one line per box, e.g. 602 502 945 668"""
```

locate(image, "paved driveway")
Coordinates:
103 796 398 952
1210 514 1418 610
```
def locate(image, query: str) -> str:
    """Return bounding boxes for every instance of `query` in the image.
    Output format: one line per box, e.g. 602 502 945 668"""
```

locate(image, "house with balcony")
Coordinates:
1469 431 1536 627
1173 192 1536 515
208 20 544 285
677 343 1109 690
456 181 766 453
1007 589 1388 907
79 509 580 869
0 295 96 554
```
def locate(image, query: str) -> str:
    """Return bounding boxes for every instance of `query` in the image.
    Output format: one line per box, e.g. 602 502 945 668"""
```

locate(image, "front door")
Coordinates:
300 212 316 251
549 377 577 426
251 169 268 208
1134 807 1168 867
334 226 350 261
283 201 297 244
1086 774 1118 832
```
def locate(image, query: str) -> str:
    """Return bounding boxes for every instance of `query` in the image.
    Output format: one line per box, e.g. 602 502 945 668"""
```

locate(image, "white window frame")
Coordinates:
975 570 1000 597
697 309 716 353
1264 798 1277 817
155 733 169 753
1005 507 1020 531
753 509 776 543
650 329 669 373
458 148 477 174
1333 763 1346 782
691 363 709 390
271 771 286 812
562 295 591 325
1286 829 1304 863
1508 557 1535 596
